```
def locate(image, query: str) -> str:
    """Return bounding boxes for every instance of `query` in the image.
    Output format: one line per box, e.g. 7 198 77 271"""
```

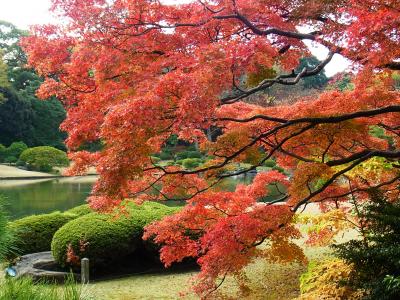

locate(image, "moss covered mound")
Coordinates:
9 212 76 257
51 202 179 269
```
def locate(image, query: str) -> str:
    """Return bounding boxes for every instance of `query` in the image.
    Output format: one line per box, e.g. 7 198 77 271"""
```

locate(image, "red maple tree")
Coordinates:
22 0 400 296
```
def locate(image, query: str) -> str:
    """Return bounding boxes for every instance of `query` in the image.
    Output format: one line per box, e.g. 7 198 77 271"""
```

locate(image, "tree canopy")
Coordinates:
22 0 400 296
0 20 66 149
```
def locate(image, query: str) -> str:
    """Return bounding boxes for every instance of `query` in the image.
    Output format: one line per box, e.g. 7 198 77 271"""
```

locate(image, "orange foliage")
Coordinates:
22 0 400 296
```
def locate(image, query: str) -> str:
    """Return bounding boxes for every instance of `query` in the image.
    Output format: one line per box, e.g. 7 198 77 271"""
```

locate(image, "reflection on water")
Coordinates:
215 173 285 202
0 177 97 219
0 172 285 220
165 173 286 206
214 174 254 191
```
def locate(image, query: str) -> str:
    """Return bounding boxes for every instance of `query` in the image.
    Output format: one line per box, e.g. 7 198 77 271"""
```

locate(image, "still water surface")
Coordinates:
0 173 283 220
0 177 96 219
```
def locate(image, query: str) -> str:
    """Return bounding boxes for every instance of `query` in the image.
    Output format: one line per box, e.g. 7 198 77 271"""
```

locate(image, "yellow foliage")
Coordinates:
297 259 366 300
263 239 307 264
246 65 277 88
345 157 394 182
298 209 356 246
289 162 335 202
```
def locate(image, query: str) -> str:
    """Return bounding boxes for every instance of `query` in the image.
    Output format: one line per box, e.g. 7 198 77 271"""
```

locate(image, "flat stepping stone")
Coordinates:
12 251 78 283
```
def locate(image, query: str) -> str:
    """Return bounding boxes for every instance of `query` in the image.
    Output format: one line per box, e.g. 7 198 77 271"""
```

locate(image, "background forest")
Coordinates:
0 21 66 150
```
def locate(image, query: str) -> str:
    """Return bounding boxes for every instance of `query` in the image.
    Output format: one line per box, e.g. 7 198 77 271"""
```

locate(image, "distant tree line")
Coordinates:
0 21 66 150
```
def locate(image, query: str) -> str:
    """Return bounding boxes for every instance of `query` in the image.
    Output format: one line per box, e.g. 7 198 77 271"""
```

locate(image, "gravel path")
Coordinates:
0 164 53 178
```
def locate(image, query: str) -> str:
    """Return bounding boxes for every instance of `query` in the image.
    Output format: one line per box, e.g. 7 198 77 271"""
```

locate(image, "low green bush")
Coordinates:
175 159 184 165
5 142 28 161
175 151 188 160
158 150 173 160
4 156 17 164
51 202 178 269
175 150 202 161
182 158 202 169
19 146 69 172
263 159 276 168
64 204 92 217
186 151 202 158
9 212 76 257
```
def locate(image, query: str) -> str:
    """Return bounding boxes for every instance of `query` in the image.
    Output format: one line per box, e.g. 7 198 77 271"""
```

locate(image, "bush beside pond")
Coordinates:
51 202 179 270
19 146 69 172
9 212 77 257
64 204 92 217
8 205 93 258
0 142 28 164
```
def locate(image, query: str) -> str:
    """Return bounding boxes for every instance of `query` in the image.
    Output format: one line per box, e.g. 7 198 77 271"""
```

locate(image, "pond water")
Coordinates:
0 177 97 219
0 173 284 220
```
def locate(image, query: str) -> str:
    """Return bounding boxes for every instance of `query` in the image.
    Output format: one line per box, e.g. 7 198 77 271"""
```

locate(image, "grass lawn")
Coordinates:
1 204 358 299
84 245 331 300
87 206 359 299
0 244 340 299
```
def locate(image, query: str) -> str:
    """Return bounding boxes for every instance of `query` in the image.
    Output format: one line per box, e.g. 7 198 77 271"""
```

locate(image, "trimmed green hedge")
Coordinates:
182 158 202 169
175 150 202 160
263 159 276 168
4 142 28 163
9 212 76 257
19 146 69 172
64 204 92 217
51 202 179 269
8 205 92 258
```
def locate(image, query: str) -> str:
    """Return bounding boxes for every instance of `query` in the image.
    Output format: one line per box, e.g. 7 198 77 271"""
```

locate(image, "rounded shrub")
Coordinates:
19 146 69 172
182 158 202 169
4 156 17 164
186 151 202 159
175 159 184 165
5 142 28 161
175 151 189 160
158 151 173 160
9 212 76 257
51 202 178 269
64 204 92 217
263 159 276 168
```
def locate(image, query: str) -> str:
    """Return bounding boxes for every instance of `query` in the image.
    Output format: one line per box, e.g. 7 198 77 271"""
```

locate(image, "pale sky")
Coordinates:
0 0 350 77
0 0 55 29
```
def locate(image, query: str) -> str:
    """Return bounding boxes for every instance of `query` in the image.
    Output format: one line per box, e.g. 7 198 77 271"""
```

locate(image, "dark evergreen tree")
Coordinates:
296 56 329 90
0 21 66 150
334 189 400 299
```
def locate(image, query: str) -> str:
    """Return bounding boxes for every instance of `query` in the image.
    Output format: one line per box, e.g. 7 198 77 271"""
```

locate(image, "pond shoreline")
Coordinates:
0 164 97 180
0 174 98 181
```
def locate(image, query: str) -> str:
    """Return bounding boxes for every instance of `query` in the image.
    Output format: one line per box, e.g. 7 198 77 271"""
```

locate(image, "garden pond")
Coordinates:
0 172 284 220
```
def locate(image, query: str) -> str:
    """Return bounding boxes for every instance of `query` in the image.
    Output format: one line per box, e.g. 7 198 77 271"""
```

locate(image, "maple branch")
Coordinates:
326 150 400 166
291 151 389 211
220 51 335 104
59 77 97 94
214 13 317 40
219 105 400 125
155 122 315 177
313 174 400 204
